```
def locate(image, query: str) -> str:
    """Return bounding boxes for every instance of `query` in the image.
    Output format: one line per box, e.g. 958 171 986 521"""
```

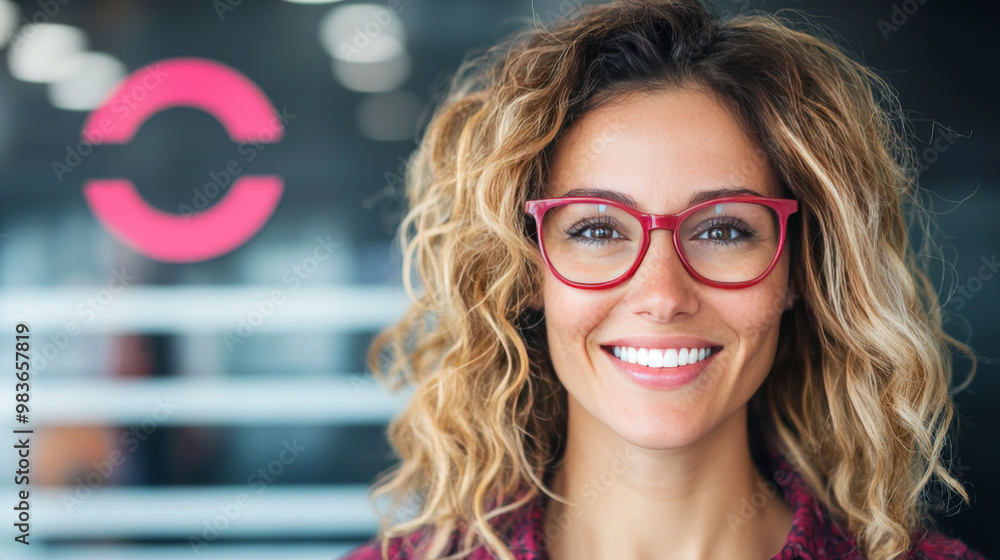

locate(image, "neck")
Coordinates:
543 398 793 560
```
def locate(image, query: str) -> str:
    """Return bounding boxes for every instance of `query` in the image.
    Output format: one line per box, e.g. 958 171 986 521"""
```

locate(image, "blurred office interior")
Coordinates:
0 0 995 558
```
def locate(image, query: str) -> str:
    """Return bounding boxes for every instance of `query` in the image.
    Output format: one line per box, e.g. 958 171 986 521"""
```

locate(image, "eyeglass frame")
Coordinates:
523 195 799 290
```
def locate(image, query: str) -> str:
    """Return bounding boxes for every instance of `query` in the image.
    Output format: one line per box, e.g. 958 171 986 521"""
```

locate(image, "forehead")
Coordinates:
545 87 781 210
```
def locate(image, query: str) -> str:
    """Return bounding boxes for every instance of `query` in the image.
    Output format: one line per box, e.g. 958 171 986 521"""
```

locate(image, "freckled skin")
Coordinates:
542 86 793 451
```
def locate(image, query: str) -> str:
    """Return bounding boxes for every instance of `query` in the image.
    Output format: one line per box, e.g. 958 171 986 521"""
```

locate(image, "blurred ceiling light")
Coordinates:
341 32 404 64
332 51 409 93
284 0 344 3
0 0 20 50
319 3 407 63
47 52 126 111
8 23 88 83
357 90 423 142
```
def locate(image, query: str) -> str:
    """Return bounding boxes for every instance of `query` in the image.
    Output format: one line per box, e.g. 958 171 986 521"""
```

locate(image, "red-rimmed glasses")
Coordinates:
523 195 799 289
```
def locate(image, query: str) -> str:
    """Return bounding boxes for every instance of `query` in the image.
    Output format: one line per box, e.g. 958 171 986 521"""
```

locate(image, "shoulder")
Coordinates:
339 529 435 560
758 448 988 560
340 539 386 560
339 492 547 560
911 530 988 560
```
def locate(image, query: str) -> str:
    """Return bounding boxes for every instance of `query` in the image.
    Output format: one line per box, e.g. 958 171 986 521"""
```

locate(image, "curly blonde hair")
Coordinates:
363 1 978 558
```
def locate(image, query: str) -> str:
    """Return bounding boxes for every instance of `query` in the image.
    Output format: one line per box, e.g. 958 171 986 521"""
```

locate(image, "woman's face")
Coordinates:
541 86 792 450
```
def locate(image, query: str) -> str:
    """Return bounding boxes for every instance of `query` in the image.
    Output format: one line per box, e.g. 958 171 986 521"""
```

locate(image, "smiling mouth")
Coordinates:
600 345 723 368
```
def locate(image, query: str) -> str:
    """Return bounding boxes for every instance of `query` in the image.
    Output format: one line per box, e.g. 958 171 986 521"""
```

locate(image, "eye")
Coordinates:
567 218 628 244
692 217 756 245
581 225 618 240
703 226 739 241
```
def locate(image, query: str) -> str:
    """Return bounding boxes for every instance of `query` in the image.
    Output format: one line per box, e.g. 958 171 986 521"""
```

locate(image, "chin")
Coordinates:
610 414 710 451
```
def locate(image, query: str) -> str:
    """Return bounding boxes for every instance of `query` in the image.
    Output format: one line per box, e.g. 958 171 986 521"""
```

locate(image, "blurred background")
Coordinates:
0 0 995 558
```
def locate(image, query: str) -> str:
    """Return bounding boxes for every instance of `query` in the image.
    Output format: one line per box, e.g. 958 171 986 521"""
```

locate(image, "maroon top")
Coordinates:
342 447 986 560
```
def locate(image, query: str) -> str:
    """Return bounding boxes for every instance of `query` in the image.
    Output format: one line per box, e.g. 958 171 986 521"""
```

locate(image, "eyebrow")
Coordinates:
557 187 768 208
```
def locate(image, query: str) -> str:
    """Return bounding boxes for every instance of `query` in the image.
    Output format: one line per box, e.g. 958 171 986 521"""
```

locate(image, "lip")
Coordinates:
601 336 721 350
599 337 723 390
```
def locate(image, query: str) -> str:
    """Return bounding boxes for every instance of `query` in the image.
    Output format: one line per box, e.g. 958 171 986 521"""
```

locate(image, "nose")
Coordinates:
623 229 700 321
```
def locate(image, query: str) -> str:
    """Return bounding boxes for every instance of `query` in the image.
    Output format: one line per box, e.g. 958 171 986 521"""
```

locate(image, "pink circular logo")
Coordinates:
82 58 285 263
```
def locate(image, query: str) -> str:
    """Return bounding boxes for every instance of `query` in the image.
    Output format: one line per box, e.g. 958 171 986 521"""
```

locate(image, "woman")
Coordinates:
344 1 984 558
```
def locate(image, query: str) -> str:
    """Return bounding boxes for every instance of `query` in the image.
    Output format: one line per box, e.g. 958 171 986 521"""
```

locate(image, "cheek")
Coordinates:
735 246 790 324
690 253 787 372
542 273 612 365
724 262 789 365
738 287 786 339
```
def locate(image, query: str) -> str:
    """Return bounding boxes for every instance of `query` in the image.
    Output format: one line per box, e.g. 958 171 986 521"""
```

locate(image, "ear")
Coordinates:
783 286 799 311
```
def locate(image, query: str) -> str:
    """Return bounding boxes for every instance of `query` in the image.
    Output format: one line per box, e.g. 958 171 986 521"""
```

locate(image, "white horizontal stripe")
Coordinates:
30 376 411 425
25 543 366 560
0 285 411 333
28 485 382 539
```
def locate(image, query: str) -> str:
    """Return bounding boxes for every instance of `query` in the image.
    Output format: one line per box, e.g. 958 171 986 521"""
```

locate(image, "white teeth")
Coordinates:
610 345 715 368
664 348 678 367
636 347 649 366
647 349 663 368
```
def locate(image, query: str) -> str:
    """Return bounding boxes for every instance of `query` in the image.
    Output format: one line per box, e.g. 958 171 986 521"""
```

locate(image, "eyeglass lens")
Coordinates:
541 202 781 285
